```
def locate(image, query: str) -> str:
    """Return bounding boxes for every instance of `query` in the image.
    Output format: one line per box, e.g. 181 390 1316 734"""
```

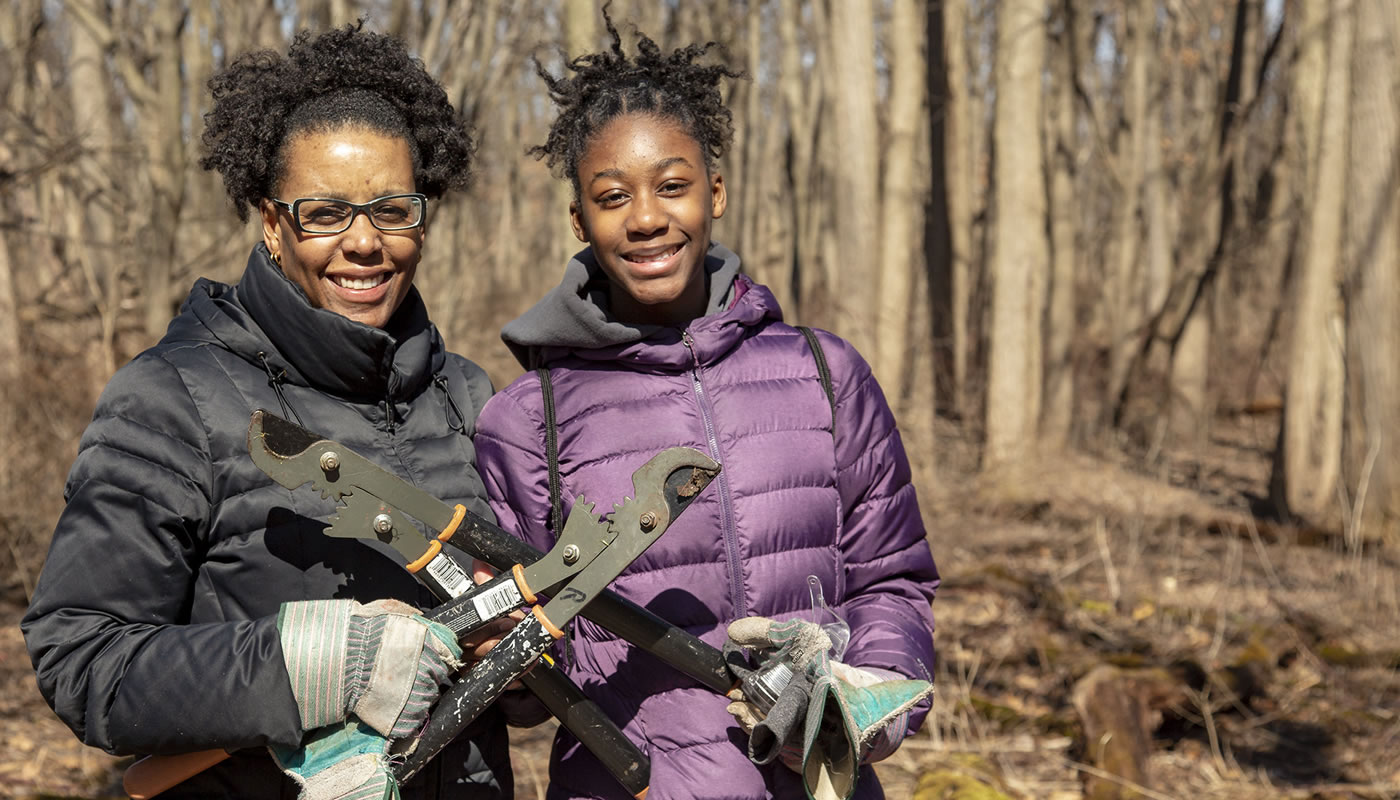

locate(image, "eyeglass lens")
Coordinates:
296 195 424 233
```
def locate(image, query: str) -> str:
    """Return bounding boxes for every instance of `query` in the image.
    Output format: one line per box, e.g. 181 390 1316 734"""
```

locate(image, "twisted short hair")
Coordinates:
530 11 744 193
200 21 475 221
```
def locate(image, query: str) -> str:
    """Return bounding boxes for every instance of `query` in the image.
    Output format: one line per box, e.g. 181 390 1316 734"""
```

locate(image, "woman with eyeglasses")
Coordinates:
22 22 515 799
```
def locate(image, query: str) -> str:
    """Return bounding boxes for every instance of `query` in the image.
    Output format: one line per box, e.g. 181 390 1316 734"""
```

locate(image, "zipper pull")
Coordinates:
681 331 700 368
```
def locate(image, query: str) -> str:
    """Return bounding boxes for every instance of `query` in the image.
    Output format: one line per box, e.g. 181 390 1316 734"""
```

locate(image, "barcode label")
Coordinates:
426 554 472 596
472 580 524 621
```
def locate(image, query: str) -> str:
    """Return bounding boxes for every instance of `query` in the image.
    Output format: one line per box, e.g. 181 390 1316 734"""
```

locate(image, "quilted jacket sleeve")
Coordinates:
473 382 558 555
21 354 303 756
473 381 560 727
820 331 939 727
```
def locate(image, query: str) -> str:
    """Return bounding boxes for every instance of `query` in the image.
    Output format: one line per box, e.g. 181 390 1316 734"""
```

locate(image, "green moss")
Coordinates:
1105 652 1148 668
1317 642 1368 668
967 695 1024 728
1234 636 1273 666
1080 599 1114 615
913 771 1015 800
1033 712 1080 737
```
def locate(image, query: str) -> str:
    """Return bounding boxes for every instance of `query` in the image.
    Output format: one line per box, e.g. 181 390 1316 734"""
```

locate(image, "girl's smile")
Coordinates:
569 114 727 326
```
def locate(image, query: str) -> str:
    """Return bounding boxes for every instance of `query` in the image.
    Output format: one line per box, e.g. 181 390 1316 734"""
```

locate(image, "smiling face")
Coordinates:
570 114 727 326
260 127 423 329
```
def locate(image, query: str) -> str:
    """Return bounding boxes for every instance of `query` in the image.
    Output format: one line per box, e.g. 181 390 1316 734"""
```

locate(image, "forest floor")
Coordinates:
2 411 1399 799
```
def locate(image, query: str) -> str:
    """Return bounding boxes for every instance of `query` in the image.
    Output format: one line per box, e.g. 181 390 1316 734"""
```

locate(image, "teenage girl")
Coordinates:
474 18 938 800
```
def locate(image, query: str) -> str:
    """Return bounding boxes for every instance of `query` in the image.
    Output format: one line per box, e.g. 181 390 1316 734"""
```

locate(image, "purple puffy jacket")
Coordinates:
475 246 938 800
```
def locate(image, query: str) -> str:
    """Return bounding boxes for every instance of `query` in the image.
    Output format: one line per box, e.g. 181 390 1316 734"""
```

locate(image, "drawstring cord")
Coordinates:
257 352 304 426
433 374 468 435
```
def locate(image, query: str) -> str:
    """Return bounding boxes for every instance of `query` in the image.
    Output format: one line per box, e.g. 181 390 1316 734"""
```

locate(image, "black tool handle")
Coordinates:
397 615 558 783
446 528 732 693
519 663 649 796
429 570 522 638
419 560 649 797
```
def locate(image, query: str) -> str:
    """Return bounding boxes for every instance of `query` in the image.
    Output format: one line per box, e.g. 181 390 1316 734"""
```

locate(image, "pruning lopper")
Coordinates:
124 410 721 799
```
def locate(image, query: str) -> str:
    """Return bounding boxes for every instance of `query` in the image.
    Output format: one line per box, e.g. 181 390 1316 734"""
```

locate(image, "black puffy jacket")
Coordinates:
22 245 511 798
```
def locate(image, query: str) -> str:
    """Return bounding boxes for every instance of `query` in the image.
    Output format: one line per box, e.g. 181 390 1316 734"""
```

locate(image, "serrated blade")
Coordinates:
512 497 613 599
534 447 720 633
326 493 433 565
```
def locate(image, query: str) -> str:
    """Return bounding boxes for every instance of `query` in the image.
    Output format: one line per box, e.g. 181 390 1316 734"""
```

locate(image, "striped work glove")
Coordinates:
271 599 463 800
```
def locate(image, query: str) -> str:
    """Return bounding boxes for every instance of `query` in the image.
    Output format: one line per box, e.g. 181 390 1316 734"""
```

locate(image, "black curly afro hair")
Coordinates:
530 9 744 195
200 20 475 222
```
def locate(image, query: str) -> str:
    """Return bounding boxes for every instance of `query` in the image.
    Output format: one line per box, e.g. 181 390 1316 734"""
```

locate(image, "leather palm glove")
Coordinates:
727 616 934 800
270 599 463 800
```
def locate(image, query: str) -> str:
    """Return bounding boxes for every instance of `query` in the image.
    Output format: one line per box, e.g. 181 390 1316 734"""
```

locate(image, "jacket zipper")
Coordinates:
683 331 747 617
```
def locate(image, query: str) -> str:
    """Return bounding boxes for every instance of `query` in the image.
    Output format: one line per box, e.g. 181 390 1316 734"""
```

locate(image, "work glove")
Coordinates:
727 616 934 800
725 617 832 769
270 598 464 800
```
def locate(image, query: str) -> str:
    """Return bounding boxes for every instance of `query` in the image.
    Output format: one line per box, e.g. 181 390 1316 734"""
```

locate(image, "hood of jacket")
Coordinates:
499 241 774 370
164 243 445 401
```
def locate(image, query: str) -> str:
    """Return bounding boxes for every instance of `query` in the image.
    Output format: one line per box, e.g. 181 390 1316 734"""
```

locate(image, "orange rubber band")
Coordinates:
437 504 467 543
532 605 565 639
512 563 537 605
406 540 442 573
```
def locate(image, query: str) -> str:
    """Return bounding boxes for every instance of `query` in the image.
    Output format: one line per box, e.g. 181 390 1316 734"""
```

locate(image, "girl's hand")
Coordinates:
461 560 532 688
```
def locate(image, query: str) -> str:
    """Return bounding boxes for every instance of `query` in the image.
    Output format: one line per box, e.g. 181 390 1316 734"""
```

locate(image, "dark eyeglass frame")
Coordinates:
269 193 429 235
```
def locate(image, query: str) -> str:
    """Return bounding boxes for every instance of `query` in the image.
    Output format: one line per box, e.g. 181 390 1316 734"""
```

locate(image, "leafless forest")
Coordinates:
2 1 1399 799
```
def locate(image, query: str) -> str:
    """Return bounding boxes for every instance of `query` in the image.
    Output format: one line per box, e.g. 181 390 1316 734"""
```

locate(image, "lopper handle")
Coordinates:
520 663 649 797
445 530 731 693
122 748 231 799
396 612 559 784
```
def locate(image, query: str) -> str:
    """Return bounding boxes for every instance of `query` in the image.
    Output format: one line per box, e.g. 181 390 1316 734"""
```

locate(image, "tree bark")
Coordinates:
779 0 819 321
139 0 187 338
65 0 123 375
1342 0 1400 541
875 0 926 403
985 0 1048 469
827 0 881 358
1273 0 1351 521
1106 0 1154 413
552 0 599 269
927 0 958 415
1043 0 1080 449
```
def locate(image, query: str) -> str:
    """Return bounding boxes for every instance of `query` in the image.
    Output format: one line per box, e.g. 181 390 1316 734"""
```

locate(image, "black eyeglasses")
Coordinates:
270 193 428 235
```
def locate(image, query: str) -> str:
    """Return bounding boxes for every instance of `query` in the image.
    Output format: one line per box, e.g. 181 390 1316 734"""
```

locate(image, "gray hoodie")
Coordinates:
501 242 743 368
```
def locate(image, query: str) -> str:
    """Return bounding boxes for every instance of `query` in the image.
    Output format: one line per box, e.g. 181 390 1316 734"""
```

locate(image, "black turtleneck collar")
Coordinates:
224 244 442 401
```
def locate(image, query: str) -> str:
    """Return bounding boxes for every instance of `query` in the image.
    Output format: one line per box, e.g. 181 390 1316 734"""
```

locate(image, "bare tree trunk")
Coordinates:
1143 89 1172 323
140 0 187 338
827 0 881 357
1169 0 1257 447
985 0 1048 469
779 0 819 320
551 0 599 270
733 0 762 275
875 0 926 403
1106 0 1154 412
0 224 17 388
1274 0 1352 520
65 0 123 375
1043 0 1080 448
927 0 956 414
1343 0 1400 541
941 0 974 419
